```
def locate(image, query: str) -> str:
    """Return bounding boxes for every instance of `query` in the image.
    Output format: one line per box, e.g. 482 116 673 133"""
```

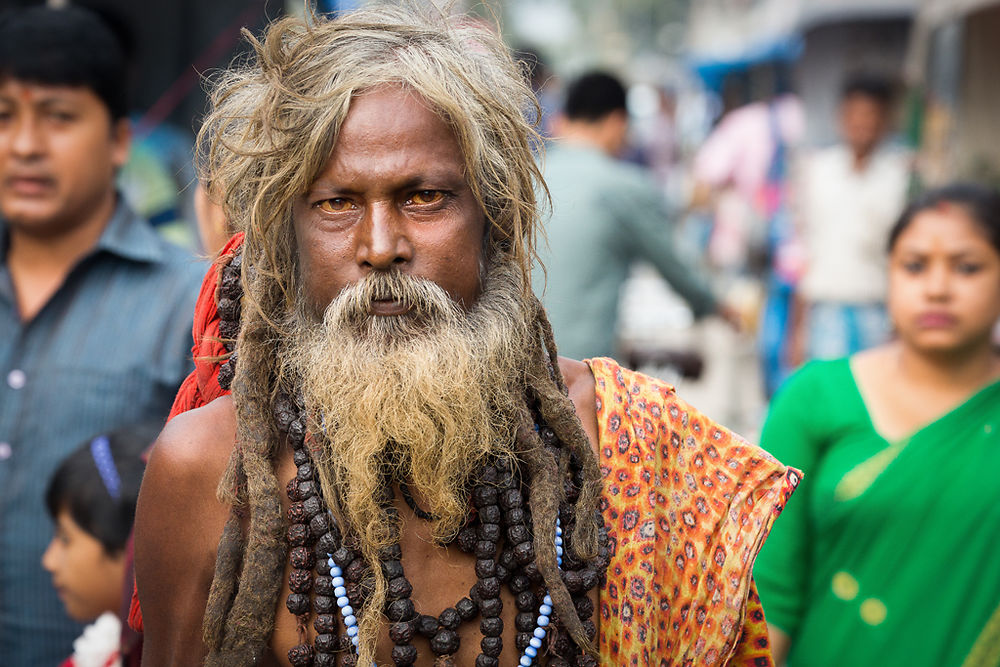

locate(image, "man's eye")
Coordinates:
956 263 983 275
316 198 352 213
410 190 444 205
48 111 75 122
902 261 924 273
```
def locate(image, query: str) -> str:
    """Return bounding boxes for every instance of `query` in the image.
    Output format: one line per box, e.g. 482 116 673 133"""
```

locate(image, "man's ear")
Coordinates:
110 117 132 170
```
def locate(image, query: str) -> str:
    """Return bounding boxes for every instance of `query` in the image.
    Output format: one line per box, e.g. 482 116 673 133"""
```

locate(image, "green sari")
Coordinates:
754 358 1000 666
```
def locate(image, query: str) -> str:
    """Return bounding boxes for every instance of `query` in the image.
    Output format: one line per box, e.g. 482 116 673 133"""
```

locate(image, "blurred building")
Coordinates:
687 0 918 145
908 0 1000 186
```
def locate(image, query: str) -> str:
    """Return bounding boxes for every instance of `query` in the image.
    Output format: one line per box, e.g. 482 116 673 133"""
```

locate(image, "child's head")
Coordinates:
42 423 158 621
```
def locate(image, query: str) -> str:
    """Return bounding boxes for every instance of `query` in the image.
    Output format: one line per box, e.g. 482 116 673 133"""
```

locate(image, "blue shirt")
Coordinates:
0 200 204 665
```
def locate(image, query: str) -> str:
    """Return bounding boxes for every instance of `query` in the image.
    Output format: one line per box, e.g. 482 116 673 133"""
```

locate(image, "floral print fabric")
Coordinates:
589 358 800 665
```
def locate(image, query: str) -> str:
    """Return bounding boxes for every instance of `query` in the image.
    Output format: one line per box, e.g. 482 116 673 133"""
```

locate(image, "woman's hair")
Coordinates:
888 182 1000 254
44 422 159 554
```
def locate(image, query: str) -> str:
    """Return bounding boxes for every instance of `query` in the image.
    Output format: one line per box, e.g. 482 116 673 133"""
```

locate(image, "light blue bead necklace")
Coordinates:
327 518 564 666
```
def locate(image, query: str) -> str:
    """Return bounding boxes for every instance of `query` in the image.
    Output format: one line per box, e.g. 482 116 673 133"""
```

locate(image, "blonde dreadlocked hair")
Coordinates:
197 4 604 665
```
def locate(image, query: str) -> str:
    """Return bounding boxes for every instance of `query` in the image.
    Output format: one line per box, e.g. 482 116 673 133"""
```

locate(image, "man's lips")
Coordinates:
5 175 55 196
370 298 411 316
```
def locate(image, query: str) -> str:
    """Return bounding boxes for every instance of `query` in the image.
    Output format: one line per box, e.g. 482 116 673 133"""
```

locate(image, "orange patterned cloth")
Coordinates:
588 358 800 666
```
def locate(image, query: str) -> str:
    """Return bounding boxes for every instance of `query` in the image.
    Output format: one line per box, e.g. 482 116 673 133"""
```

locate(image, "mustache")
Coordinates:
321 270 463 328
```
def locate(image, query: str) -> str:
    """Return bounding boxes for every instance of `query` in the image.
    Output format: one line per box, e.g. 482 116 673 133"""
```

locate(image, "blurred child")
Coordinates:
42 424 157 667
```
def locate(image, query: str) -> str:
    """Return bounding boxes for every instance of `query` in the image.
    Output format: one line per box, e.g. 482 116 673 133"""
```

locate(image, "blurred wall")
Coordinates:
956 4 1000 182
912 0 1000 186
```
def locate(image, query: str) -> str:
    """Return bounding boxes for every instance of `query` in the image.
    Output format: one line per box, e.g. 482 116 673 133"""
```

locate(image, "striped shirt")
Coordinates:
0 199 204 665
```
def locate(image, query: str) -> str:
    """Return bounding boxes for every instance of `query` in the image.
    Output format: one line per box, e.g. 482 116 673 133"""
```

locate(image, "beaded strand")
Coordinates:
328 518 565 667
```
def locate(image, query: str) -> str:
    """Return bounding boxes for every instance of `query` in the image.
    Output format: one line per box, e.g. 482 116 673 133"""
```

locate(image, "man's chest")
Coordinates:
269 457 600 667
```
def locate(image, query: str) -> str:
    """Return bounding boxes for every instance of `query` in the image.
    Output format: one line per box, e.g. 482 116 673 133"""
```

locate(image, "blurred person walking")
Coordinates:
755 184 1000 666
691 71 804 396
535 70 732 361
0 6 202 663
789 74 911 364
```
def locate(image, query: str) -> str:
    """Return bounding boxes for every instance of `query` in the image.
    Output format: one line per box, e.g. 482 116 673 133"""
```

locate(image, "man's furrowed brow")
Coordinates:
311 171 466 193
306 179 360 196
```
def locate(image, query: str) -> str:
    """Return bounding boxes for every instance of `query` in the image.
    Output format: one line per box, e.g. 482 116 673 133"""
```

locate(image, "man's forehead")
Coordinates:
321 86 469 174
339 86 454 139
0 78 95 105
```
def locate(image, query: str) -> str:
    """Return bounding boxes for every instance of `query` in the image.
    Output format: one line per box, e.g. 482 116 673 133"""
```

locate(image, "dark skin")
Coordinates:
134 85 602 666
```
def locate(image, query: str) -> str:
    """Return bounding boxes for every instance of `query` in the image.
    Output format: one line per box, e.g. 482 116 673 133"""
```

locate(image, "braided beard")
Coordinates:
283 261 534 551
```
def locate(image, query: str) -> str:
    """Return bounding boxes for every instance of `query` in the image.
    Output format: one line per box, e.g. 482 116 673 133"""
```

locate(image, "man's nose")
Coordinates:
355 202 413 271
9 115 44 159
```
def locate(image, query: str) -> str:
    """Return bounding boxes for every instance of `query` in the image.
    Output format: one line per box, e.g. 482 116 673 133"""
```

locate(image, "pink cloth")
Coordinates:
693 95 804 199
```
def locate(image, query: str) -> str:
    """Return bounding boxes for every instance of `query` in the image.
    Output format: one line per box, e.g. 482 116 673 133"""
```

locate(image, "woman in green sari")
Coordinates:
755 183 1000 666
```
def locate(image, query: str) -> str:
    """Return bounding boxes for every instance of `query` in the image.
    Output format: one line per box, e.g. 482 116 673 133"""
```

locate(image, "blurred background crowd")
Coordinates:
2 0 999 665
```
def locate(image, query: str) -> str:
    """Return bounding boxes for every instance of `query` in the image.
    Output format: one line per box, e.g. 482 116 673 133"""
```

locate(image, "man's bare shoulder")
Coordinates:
148 395 236 481
135 396 236 666
138 395 236 552
557 356 599 454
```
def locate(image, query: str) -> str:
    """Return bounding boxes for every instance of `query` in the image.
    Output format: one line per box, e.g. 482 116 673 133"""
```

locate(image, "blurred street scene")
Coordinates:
0 0 991 436
503 0 1000 437
1 0 999 664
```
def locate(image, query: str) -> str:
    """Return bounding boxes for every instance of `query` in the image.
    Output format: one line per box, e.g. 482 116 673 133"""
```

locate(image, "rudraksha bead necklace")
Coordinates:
275 397 610 666
329 520 565 667
279 393 343 667
302 431 608 667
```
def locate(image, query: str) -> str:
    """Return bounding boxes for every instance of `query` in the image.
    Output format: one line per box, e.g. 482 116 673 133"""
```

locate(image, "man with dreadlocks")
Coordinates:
133 5 800 667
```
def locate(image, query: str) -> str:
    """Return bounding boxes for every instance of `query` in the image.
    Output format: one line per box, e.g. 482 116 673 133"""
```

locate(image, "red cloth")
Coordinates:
128 233 244 636
165 232 244 420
